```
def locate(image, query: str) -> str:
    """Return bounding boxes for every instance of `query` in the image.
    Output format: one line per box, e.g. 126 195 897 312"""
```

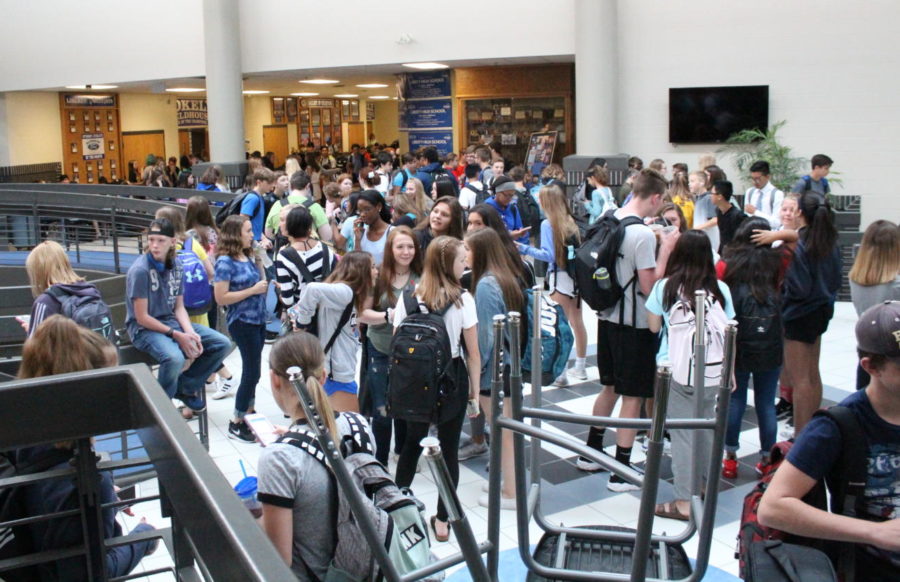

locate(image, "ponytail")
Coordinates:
799 192 837 260
269 332 338 437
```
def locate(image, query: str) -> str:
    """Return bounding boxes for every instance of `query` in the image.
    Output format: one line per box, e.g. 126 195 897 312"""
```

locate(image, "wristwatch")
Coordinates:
165 328 175 338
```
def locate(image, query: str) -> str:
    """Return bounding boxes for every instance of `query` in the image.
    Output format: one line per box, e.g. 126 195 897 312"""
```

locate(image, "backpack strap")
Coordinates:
324 301 354 356
281 246 316 284
45 285 69 302
302 196 315 209
402 289 420 317
320 244 333 278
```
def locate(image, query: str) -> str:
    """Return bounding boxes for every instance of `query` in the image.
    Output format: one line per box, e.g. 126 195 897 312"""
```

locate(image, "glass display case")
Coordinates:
462 96 567 167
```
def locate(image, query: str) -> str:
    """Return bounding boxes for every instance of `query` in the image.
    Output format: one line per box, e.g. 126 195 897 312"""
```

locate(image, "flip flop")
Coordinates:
430 515 450 542
654 501 689 521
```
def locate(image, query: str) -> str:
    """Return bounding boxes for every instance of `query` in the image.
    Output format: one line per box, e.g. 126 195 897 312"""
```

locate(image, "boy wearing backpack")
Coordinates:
125 218 231 411
791 153 833 196
759 301 900 580
241 167 275 249
576 170 677 493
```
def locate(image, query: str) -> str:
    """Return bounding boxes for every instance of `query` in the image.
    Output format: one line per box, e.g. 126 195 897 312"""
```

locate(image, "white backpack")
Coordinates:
667 293 728 387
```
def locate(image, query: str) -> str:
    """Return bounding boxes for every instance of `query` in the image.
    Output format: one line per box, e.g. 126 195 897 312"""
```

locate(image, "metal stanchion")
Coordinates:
690 290 707 499
420 438 491 582
485 314 506 580
529 282 544 484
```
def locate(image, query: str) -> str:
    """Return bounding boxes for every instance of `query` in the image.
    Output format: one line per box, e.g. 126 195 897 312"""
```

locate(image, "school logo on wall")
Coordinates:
177 98 208 127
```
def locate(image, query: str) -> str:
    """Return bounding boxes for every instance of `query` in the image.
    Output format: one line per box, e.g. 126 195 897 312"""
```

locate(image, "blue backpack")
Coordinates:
178 235 212 316
521 288 574 386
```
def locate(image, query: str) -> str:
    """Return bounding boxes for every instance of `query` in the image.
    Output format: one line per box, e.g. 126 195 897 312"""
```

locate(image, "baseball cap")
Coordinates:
855 300 900 361
148 218 176 238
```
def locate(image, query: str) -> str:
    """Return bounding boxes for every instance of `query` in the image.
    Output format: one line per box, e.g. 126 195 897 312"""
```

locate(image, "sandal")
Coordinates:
654 500 689 521
430 515 450 543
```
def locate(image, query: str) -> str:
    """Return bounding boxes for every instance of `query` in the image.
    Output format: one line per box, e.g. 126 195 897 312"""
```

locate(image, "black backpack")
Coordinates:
465 182 489 205
387 291 455 423
214 191 251 228
516 188 543 235
46 285 114 340
573 210 643 313
732 283 783 372
429 167 460 196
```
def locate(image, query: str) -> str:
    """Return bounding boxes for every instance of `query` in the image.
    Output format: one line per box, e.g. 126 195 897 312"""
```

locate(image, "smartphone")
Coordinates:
15 315 30 325
244 413 279 446
466 399 479 418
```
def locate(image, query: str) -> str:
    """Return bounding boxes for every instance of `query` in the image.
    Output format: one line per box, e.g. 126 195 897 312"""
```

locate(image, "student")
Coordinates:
586 166 617 224
125 218 231 410
475 146 494 185
264 171 332 244
431 176 457 201
196 166 222 192
719 218 785 478
13 317 159 580
356 226 422 465
466 203 535 287
415 146 455 193
292 251 375 413
241 168 275 249
214 216 269 442
517 183 588 384
578 170 677 491
373 152 393 197
333 192 361 253
655 202 687 233
666 173 694 229
259 332 374 580
353 189 393 267
648 158 667 180
743 160 784 229
709 180 745 253
275 205 338 311
154 205 215 326
392 236 480 542
415 196 464 251
646 230 734 520
781 192 842 433
791 153 833 195
690 169 720 252
390 152 418 199
759 300 900 581
467 227 524 510
848 220 900 389
458 163 486 210
485 176 530 245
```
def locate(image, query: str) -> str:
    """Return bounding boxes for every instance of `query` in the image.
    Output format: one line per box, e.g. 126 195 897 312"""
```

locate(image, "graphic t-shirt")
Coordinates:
125 253 183 340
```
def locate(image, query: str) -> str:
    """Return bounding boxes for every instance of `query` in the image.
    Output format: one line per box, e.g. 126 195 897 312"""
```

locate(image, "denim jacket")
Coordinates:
475 274 512 390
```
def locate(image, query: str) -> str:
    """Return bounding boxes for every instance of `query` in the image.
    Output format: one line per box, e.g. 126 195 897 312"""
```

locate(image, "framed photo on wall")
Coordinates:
524 131 558 175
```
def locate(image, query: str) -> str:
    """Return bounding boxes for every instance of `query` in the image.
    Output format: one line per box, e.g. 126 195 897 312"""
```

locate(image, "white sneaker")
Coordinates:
478 493 515 510
211 377 235 400
569 365 588 382
458 441 488 460
576 456 608 472
607 477 640 492
552 372 569 387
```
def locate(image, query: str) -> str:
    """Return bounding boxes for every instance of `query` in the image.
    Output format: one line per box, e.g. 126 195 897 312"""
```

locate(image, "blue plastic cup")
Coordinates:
234 476 262 518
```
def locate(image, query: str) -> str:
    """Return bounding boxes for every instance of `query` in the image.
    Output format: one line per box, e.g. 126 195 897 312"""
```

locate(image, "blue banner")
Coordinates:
404 71 451 99
401 99 453 130
408 131 453 158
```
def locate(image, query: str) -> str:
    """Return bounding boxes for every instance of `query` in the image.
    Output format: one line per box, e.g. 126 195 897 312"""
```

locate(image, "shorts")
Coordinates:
596 320 657 398
323 378 358 396
549 268 576 298
783 303 834 344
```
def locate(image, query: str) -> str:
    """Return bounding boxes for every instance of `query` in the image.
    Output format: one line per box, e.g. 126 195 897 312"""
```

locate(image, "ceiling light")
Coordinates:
369 95 391 100
242 90 270 95
334 93 358 98
165 87 205 93
401 62 448 70
291 92 319 97
356 83 388 88
299 78 339 84
65 84 118 90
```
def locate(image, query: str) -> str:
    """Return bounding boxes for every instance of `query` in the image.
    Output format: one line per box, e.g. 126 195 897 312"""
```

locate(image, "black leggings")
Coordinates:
394 406 466 522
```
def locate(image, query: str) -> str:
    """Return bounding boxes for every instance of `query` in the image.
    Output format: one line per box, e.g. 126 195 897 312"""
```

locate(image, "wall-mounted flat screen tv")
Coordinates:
669 85 768 144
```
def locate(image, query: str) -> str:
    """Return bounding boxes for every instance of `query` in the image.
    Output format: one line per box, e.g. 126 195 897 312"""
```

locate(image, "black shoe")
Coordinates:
775 398 793 420
265 331 279 344
175 392 206 413
228 420 255 443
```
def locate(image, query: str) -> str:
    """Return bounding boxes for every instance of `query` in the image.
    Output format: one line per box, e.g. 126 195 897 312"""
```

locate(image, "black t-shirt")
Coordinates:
716 205 745 253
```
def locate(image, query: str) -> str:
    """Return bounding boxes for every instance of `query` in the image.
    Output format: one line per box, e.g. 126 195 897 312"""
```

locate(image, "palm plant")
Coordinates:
717 120 808 192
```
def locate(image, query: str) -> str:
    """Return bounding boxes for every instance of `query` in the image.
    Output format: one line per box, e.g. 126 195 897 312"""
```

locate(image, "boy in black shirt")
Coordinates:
711 180 744 253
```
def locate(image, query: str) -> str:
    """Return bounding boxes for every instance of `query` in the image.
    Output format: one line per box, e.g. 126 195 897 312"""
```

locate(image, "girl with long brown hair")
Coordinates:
391 236 480 542
292 250 376 413
518 183 588 384
415 195 464 251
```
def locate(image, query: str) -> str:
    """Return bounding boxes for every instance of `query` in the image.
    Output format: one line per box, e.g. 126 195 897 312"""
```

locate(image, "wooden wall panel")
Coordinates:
454 64 574 98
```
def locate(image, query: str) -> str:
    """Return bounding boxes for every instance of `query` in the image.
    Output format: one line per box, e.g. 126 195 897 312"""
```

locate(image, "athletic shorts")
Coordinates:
323 378 358 396
596 320 657 398
783 303 834 344
549 269 576 299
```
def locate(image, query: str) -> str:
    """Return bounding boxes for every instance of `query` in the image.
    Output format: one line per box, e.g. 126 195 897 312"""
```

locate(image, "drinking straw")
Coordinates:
239 459 248 479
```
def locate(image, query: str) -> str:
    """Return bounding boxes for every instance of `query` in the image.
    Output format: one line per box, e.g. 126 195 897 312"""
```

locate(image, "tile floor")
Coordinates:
119 300 862 580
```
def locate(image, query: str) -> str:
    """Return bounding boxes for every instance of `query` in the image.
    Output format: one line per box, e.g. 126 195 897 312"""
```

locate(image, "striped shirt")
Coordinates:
275 243 335 307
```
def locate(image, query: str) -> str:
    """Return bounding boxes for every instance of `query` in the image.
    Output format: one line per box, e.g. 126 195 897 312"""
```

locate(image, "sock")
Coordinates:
586 427 606 450
779 385 793 402
575 357 586 369
610 446 633 482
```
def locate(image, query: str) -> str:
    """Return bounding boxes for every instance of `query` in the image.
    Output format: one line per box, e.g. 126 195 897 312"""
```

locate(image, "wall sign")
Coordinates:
400 99 452 130
177 98 208 127
65 94 116 107
408 131 453 158
402 71 452 100
81 133 106 160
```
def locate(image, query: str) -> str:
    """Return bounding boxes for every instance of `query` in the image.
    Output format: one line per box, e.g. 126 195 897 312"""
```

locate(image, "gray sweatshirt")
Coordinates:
294 282 358 383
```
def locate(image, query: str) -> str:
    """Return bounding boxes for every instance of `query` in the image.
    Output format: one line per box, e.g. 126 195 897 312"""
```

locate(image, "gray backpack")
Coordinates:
278 413 437 581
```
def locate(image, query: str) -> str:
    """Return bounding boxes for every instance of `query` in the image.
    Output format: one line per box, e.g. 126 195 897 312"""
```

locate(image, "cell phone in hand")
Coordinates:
15 315 30 325
245 413 279 446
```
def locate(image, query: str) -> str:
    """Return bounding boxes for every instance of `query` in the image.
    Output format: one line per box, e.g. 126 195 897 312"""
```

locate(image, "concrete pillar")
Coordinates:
202 0 245 163
574 0 618 154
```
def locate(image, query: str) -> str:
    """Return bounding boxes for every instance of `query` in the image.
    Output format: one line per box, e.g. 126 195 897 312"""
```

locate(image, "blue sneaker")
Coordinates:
175 392 206 413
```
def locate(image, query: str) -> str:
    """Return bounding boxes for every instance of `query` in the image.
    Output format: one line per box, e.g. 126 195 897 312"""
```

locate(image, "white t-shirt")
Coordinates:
601 209 657 328
459 180 484 210
393 290 477 358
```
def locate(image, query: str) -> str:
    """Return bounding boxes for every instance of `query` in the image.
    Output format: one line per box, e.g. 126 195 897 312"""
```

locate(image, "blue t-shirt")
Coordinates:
125 253 183 340
391 168 414 189
214 256 267 326
788 389 900 570
485 197 527 244
240 192 265 241
644 278 735 364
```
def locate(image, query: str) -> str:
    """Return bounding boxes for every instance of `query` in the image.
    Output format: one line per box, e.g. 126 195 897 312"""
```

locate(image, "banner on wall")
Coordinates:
408 131 453 158
176 98 208 127
399 99 452 130
81 133 105 160
398 70 452 138
402 71 452 100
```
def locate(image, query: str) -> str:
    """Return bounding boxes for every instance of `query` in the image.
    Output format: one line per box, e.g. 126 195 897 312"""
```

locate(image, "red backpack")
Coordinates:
736 406 867 580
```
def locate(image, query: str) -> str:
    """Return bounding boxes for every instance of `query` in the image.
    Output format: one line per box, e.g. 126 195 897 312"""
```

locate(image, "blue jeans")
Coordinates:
366 339 392 465
228 319 265 418
132 324 231 398
726 367 781 456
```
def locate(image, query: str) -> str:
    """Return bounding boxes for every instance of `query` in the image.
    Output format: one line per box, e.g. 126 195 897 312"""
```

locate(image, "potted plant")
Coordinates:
717 120 808 192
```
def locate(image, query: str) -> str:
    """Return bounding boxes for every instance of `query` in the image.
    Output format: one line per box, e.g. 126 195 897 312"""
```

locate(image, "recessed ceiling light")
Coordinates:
299 78 339 84
356 83 389 88
369 95 391 100
165 87 206 93
242 90 270 95
291 92 319 97
65 84 118 90
334 93 358 98
401 62 449 70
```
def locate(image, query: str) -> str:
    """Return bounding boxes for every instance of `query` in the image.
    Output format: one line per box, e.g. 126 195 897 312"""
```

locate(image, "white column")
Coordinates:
202 0 245 162
574 0 618 154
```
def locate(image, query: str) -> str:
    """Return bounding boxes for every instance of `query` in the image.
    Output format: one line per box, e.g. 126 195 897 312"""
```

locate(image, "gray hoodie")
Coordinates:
29 282 104 338
294 282 358 383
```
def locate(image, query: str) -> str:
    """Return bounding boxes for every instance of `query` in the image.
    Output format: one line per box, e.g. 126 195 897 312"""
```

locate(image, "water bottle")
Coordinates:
593 266 611 290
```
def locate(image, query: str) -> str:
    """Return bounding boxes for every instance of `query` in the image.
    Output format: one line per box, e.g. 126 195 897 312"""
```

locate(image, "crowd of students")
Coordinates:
12 143 900 580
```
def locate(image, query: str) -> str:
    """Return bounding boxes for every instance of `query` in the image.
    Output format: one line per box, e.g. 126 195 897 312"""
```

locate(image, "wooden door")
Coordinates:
178 130 191 157
346 122 365 149
122 131 166 181
263 125 289 169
